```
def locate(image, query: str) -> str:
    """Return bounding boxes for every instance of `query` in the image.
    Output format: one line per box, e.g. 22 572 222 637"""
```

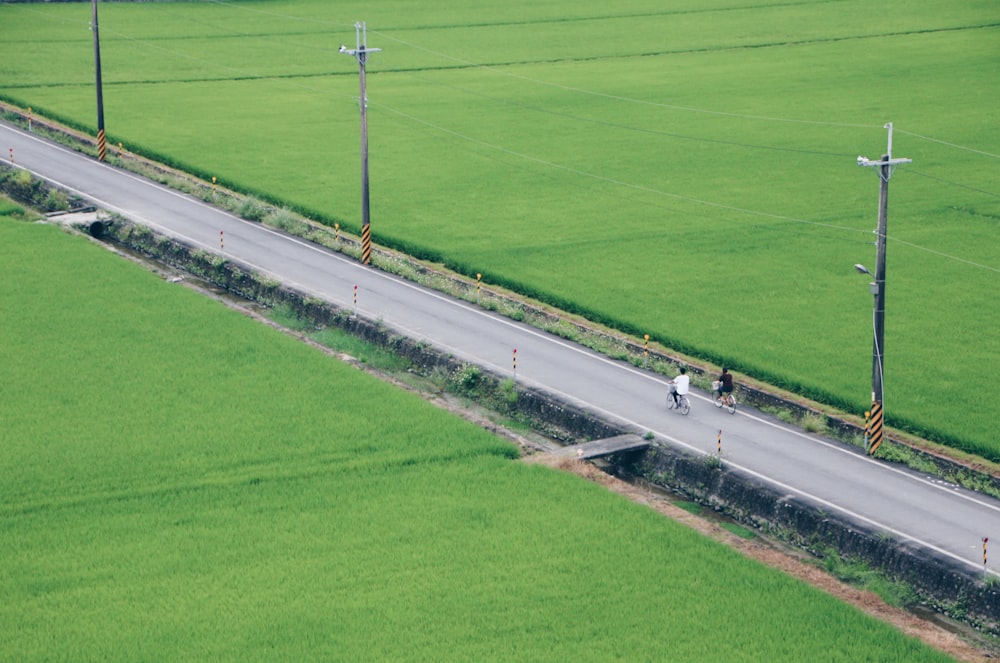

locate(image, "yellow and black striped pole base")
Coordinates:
361 223 371 265
867 401 884 455
97 128 106 162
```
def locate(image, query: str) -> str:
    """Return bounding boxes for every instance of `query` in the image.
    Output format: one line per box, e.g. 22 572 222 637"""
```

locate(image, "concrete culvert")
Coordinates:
89 220 108 238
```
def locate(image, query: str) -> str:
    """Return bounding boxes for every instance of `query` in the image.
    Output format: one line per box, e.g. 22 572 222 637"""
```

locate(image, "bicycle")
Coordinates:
666 384 691 415
712 380 736 414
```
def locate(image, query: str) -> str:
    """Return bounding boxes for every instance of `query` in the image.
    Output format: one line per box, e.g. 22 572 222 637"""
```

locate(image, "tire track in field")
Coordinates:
6 18 992 92
0 448 501 519
375 21 999 69
403 73 853 159
62 0 850 37
0 0 847 44
362 0 853 31
27 22 994 90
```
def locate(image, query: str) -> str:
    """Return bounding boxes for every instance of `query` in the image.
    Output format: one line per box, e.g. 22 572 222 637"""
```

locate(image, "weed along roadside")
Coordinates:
50 213 997 638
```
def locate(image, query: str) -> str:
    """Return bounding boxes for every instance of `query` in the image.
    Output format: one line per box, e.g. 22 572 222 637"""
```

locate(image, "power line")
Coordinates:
886 237 999 273
368 29 998 155
388 71 853 158
371 100 870 235
370 99 1000 274
908 169 1000 199
95 26 352 98
14 4 992 273
73 1 992 162
896 129 1000 159
87 24 1000 270
18 0 988 161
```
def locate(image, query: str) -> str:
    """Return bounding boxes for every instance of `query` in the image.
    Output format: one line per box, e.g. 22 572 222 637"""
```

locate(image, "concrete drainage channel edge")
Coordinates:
85 216 1000 636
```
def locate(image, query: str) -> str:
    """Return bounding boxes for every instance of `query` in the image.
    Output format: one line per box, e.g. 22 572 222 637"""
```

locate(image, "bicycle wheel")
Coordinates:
726 396 736 415
714 393 723 409
680 396 691 415
666 395 676 410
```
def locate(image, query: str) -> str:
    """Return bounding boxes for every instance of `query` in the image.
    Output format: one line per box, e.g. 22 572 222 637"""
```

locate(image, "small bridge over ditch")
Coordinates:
551 434 651 460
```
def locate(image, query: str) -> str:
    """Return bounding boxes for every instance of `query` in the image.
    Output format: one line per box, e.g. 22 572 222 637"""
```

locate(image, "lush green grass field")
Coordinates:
1 1 996 457
0 214 957 661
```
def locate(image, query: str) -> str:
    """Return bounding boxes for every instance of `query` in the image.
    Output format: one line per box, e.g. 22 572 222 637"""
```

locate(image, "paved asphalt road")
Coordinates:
5 121 1000 576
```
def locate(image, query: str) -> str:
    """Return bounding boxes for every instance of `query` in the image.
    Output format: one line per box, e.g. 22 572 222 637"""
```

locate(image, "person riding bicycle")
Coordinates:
715 367 734 402
669 367 690 406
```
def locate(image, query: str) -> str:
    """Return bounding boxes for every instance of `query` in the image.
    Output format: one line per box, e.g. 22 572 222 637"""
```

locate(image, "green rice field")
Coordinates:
0 213 960 661
0 1 997 458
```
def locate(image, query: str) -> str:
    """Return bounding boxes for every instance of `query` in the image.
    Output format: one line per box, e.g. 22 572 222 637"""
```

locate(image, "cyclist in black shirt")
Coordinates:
715 367 734 401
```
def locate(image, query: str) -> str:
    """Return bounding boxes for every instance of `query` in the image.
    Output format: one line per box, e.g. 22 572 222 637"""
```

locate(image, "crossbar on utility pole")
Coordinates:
856 122 911 451
339 22 380 265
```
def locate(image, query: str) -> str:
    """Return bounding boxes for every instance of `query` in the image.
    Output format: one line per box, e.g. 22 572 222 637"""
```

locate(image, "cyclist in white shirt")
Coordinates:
669 367 690 407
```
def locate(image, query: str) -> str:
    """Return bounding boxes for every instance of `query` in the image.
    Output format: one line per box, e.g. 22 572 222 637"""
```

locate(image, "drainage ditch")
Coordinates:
74 216 1000 640
4 118 999 655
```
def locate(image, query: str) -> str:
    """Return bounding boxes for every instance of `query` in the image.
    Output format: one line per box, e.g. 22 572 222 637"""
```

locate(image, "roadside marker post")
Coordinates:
27 107 32 132
984 537 989 580
643 334 650 366
863 410 872 453
476 273 482 303
513 348 517 382
219 230 224 253
212 176 217 196
335 223 340 242
8 148 12 163
717 429 722 457
353 284 358 316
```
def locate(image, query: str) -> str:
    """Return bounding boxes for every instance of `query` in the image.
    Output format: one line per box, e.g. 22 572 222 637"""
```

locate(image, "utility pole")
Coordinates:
856 123 911 453
339 22 380 265
91 0 107 162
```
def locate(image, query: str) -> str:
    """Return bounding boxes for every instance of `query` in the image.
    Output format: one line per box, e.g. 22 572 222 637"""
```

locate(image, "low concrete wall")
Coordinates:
1 128 992 492
639 447 1000 632
55 216 1000 632
100 219 625 446
11 190 1000 632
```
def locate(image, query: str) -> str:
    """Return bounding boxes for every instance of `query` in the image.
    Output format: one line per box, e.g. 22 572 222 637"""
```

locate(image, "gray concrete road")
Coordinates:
4 121 999 576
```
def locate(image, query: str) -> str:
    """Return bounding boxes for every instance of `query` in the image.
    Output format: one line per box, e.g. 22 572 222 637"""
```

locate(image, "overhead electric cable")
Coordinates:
370 100 869 235
908 170 1000 199
20 2 991 274
895 129 1000 159
886 237 999 273
162 3 996 159
369 29 999 156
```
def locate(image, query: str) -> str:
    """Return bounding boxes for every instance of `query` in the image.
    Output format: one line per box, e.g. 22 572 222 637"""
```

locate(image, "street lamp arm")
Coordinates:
857 155 912 168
